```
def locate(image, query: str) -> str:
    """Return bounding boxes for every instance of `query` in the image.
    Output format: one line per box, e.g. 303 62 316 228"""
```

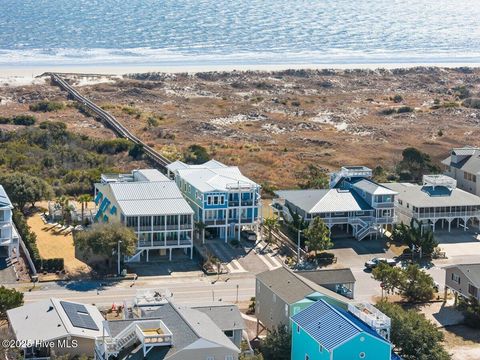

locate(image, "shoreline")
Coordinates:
1 62 480 86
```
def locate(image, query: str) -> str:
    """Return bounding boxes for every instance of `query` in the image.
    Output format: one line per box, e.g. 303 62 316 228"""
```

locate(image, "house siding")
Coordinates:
332 333 391 360
255 278 290 331
291 321 330 360
445 267 480 301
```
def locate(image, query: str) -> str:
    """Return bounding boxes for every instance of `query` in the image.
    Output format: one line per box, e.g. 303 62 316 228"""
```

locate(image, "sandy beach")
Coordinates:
2 62 480 87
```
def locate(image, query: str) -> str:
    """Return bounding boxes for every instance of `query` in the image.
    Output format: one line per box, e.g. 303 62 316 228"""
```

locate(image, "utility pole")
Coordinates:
117 240 122 275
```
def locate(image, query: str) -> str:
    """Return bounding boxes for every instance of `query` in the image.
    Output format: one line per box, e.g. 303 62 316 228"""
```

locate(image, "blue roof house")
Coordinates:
291 299 394 360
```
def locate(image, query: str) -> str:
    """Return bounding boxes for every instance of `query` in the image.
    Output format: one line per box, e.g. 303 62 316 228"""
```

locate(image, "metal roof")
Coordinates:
106 181 193 216
275 189 371 214
352 179 398 196
176 162 259 193
291 299 362 351
296 269 356 286
134 169 170 182
382 182 480 207
167 159 228 173
445 263 480 287
0 185 13 208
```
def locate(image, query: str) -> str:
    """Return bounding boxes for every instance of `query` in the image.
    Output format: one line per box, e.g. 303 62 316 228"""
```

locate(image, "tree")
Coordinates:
74 223 137 264
0 173 52 211
263 217 279 245
0 286 23 319
396 147 440 182
298 164 329 189
376 301 451 360
303 217 333 255
184 144 211 164
372 262 405 298
399 264 435 303
393 220 438 259
260 325 291 360
77 194 92 224
458 296 480 329
128 143 144 159
195 221 207 243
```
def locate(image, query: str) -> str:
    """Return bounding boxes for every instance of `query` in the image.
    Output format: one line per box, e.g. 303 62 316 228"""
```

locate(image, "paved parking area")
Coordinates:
0 256 17 284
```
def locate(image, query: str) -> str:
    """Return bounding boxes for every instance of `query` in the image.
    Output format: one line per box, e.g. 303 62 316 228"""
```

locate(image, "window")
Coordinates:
224 330 234 338
305 355 309 360
213 196 219 205
225 356 234 360
285 304 288 317
272 294 276 303
206 357 214 360
319 344 323 352
296 324 300 334
359 352 366 359
468 284 478 298
451 273 461 284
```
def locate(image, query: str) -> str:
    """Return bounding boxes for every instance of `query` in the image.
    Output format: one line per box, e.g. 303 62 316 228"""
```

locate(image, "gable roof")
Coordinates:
256 267 352 305
291 299 388 351
275 188 371 214
0 185 13 208
442 147 480 174
352 179 397 196
192 303 245 331
7 298 104 343
296 269 356 286
445 263 480 287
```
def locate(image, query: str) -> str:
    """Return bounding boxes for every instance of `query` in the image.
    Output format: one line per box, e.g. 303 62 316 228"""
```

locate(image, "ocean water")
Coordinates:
1 0 480 67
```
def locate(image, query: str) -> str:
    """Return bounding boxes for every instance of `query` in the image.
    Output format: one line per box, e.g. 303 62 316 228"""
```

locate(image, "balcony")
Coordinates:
204 219 226 226
372 202 395 209
135 320 173 346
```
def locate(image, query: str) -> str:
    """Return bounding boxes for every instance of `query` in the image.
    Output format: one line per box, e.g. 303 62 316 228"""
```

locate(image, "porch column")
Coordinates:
464 217 467 231
190 246 193 259
448 219 452 232
178 215 181 245
146 249 149 262
169 248 172 261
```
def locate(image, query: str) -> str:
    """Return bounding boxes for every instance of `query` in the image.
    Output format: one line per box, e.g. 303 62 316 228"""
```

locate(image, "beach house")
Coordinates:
7 298 105 359
291 299 394 360
383 175 480 232
255 267 354 334
442 146 480 196
166 160 261 242
93 169 194 262
274 166 397 240
444 263 480 304
95 291 241 360
0 185 19 259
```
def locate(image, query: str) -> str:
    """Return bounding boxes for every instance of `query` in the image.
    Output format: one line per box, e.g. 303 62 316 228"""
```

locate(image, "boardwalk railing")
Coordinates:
48 73 171 169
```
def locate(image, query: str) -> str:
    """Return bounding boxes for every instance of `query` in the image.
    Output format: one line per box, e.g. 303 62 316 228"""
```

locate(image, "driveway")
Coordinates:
0 255 17 284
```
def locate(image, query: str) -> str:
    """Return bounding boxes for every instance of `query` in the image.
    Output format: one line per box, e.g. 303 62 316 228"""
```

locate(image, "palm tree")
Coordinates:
263 217 279 246
77 194 92 225
195 221 207 244
56 196 73 225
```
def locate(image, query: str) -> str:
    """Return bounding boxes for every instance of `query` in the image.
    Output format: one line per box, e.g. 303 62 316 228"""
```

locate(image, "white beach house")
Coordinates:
0 185 19 259
274 166 397 240
94 169 194 262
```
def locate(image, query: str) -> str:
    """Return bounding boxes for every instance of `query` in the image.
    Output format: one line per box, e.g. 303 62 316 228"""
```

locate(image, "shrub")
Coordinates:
29 100 64 112
397 106 414 113
0 116 11 124
11 115 36 126
463 97 480 109
184 144 211 164
95 139 131 154
380 108 396 115
393 94 403 103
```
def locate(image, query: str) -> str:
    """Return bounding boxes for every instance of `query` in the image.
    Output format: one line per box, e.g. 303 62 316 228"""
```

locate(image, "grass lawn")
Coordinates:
27 213 91 275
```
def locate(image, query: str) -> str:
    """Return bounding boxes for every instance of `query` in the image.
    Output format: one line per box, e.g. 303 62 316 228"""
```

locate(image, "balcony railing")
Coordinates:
397 207 480 220
372 202 395 209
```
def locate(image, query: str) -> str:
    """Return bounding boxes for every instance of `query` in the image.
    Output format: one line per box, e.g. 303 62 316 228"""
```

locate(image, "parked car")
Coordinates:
241 229 257 242
364 257 397 269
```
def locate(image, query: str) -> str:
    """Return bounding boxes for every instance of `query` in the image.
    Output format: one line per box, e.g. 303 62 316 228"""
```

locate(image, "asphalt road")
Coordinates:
11 274 256 308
